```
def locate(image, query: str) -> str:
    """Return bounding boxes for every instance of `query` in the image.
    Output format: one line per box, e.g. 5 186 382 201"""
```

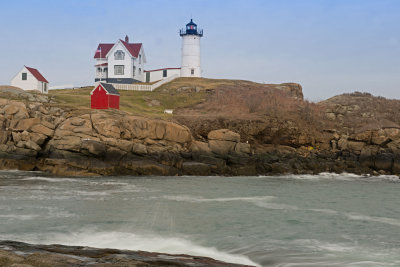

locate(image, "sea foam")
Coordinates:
11 230 260 266
20 177 80 183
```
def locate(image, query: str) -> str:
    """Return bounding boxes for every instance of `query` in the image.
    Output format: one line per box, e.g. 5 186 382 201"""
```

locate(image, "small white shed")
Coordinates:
144 68 181 83
11 66 49 94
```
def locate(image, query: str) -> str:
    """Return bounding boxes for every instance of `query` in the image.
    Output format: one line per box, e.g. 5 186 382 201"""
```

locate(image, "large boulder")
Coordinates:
11 117 40 131
55 116 92 137
208 129 240 142
207 129 249 155
48 135 81 152
31 124 54 137
371 128 400 145
347 141 366 154
3 102 28 120
209 140 236 155
122 116 191 144
234 142 251 154
29 132 47 145
164 123 191 144
91 114 121 139
190 141 212 154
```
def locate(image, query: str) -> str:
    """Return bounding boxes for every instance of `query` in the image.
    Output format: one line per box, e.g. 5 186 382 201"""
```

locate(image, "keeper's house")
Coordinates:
11 66 49 94
94 36 146 84
91 83 120 109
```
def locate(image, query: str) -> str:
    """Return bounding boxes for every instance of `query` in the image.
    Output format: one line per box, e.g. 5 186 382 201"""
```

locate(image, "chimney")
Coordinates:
125 35 129 43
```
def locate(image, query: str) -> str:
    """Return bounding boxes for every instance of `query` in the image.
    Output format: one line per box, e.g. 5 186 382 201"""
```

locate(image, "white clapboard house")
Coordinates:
11 66 49 94
94 36 147 84
94 36 182 85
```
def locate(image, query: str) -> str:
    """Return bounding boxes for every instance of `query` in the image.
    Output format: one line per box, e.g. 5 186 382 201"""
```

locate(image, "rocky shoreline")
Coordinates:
0 88 400 177
0 240 252 267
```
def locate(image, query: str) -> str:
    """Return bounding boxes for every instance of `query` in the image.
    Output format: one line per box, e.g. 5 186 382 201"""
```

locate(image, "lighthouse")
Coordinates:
180 19 203 77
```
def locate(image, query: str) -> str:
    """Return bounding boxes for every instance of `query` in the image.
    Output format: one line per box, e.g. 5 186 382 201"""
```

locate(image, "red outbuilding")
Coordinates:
90 83 120 109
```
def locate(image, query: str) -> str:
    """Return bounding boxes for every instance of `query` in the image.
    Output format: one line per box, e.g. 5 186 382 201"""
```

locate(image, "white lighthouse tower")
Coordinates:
180 19 203 77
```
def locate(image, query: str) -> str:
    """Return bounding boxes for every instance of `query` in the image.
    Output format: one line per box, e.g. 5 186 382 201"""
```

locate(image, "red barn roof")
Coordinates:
25 66 48 83
94 41 142 59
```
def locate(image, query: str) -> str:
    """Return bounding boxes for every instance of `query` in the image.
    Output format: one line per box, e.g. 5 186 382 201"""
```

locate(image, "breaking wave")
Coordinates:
20 177 81 183
345 213 400 227
9 229 259 266
256 172 400 182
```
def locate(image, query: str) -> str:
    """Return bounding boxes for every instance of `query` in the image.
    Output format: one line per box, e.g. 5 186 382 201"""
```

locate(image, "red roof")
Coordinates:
93 43 114 59
95 63 108 67
94 41 142 59
25 66 48 83
120 40 142 58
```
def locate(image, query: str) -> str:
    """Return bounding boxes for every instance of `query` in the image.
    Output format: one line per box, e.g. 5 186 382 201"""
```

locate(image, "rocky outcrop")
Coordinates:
0 97 258 176
207 129 250 156
1 90 400 176
0 240 251 267
277 83 304 100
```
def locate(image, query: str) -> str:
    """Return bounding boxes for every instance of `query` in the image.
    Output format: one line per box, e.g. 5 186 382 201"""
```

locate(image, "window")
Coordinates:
139 68 141 75
22 73 27 80
103 68 108 73
97 68 102 73
114 65 124 75
139 54 142 64
163 69 167 77
191 69 195 75
114 50 125 60
133 66 136 77
43 83 47 93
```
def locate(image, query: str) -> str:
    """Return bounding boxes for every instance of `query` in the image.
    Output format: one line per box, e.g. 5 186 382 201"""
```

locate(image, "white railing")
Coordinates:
111 83 153 91
110 74 179 92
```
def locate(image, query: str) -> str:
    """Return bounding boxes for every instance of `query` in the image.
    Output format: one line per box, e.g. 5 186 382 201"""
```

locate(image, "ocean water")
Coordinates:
0 171 399 267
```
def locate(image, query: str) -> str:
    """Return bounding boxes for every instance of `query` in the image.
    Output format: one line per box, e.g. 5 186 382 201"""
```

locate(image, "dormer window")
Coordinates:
114 50 125 60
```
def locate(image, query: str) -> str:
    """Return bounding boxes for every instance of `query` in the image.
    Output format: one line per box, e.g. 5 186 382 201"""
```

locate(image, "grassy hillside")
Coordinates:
48 77 271 118
49 78 213 118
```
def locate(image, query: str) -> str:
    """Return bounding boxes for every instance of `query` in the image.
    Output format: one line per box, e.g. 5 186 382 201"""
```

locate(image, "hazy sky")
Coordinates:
0 0 399 100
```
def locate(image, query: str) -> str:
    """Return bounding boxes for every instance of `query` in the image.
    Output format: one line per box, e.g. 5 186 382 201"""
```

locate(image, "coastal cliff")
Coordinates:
1 80 400 176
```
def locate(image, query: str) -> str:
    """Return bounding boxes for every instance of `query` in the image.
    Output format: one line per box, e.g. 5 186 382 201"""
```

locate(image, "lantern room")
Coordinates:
180 19 203 37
